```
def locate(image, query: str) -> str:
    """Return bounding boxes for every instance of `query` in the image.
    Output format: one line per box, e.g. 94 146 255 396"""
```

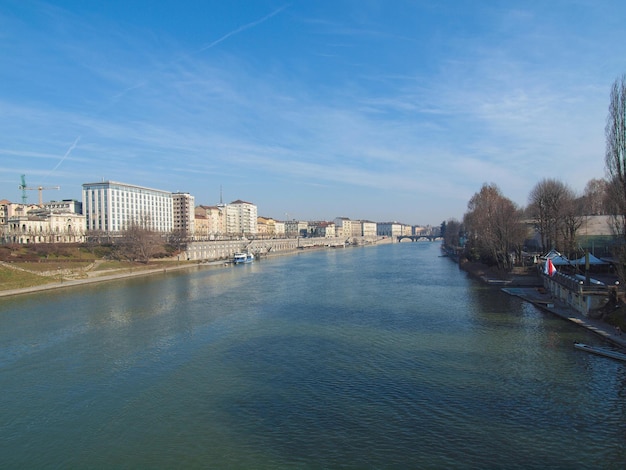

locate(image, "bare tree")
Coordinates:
605 75 626 281
560 196 584 259
582 178 608 215
117 216 161 263
463 183 525 270
527 178 575 252
441 218 462 250
167 229 189 255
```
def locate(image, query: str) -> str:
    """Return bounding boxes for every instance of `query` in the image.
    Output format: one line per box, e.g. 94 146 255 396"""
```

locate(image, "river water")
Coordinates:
1 242 625 468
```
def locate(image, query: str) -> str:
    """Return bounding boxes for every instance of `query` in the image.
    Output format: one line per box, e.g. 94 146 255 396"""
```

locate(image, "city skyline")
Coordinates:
1 1 624 225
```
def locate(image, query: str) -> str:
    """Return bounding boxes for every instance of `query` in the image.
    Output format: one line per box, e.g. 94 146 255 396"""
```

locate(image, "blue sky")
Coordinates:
1 0 625 225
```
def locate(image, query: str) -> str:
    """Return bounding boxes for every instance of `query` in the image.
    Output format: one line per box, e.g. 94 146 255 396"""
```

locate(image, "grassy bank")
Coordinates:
0 243 192 292
0 265 58 290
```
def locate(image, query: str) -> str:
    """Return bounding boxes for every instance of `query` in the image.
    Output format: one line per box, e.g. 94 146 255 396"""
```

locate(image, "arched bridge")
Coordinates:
397 235 441 242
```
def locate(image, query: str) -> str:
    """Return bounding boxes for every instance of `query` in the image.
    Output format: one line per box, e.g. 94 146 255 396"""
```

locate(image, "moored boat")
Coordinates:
233 252 254 264
574 342 626 362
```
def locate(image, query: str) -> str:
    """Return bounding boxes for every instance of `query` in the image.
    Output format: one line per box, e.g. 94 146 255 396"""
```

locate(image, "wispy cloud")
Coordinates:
0 1 623 223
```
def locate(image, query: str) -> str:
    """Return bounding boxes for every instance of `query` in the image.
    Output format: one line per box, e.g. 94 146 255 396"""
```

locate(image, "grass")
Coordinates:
12 261 94 272
0 265 56 290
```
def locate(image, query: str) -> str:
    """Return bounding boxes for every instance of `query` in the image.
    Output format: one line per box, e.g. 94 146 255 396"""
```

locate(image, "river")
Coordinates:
1 242 625 468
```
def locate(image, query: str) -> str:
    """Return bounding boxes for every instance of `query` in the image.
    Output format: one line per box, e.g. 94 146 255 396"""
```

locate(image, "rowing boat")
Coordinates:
574 342 626 362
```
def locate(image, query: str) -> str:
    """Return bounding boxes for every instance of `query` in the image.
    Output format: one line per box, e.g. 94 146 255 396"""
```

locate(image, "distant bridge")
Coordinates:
397 235 442 242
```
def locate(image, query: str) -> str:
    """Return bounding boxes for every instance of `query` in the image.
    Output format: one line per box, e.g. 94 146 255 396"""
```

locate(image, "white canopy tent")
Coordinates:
570 254 609 265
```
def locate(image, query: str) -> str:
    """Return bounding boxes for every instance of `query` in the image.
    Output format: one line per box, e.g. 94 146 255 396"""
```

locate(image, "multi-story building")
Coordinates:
257 216 276 236
285 220 308 237
193 213 209 238
172 192 195 236
377 222 404 238
225 200 257 236
307 221 336 238
82 181 173 233
274 221 285 237
4 210 86 244
194 205 225 237
42 199 82 214
361 220 377 238
334 217 362 239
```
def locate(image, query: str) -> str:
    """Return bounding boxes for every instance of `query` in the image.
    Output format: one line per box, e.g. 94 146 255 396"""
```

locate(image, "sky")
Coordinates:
1 0 625 226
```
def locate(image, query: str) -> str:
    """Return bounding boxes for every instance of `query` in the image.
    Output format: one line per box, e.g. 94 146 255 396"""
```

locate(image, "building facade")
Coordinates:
361 221 377 237
172 192 195 236
43 199 82 214
334 217 362 239
377 222 404 238
257 216 277 236
225 200 258 236
194 205 225 238
284 220 308 237
307 221 336 238
4 211 86 244
82 181 173 233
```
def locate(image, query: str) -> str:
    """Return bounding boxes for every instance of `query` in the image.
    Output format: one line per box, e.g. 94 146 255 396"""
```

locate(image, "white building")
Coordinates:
377 222 404 238
82 181 173 233
361 221 377 238
4 211 86 244
42 199 82 214
225 200 258 236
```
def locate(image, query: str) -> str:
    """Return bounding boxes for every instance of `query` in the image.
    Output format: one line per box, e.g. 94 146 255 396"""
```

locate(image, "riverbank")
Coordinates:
0 239 394 298
456 257 626 353
0 260 226 298
503 286 626 350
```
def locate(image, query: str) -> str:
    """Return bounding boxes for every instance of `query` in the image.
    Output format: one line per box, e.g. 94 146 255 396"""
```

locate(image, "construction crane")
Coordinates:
18 174 60 206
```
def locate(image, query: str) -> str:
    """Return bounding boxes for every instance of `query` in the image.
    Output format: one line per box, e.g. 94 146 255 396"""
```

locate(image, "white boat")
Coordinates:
233 252 254 264
574 342 626 362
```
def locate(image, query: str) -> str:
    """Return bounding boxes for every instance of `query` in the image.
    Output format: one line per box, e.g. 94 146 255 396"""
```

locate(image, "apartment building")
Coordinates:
225 200 258 236
194 205 225 237
82 181 173 233
377 222 404 238
284 220 308 237
172 192 195 235
334 217 362 239
307 221 336 238
257 216 277 236
361 220 377 237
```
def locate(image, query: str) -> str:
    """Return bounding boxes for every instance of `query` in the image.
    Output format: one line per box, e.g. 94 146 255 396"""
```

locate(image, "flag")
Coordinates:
544 258 557 277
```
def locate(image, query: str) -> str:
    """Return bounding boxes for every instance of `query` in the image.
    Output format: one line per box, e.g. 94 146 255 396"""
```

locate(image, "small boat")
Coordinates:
574 342 626 362
233 252 254 264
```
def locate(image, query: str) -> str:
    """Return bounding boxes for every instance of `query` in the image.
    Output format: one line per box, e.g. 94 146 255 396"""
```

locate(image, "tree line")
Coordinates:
441 74 626 280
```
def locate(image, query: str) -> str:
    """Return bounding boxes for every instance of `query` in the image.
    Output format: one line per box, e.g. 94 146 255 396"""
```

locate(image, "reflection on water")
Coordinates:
1 243 625 468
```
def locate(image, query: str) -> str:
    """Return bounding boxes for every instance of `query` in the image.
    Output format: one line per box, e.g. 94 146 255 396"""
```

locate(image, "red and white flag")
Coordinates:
544 258 557 277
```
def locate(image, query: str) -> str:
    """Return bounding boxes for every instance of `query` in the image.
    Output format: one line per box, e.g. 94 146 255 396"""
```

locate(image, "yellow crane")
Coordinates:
19 174 60 206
